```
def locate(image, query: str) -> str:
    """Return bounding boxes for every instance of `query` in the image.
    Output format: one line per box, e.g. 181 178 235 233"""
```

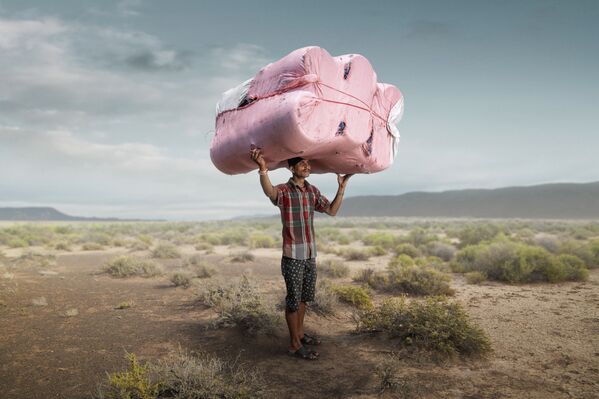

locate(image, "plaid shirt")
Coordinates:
272 179 330 260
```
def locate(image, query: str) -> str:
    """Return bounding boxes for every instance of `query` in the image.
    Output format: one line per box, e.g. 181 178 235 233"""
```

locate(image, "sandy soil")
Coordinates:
1 246 598 399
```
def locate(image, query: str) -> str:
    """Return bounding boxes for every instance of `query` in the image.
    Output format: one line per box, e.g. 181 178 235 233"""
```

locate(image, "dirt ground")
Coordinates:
1 245 598 399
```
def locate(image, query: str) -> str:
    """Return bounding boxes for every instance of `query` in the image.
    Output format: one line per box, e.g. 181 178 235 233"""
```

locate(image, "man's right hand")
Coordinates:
250 147 267 170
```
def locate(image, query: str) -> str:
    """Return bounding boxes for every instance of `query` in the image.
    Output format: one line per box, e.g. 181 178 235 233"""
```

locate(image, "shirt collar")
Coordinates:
287 178 310 189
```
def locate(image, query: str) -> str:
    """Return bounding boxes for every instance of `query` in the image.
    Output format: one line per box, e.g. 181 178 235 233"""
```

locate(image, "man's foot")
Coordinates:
300 333 321 346
288 345 319 360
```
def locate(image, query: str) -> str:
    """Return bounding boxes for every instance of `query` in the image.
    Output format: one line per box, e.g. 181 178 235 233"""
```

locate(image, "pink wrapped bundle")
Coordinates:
210 46 403 174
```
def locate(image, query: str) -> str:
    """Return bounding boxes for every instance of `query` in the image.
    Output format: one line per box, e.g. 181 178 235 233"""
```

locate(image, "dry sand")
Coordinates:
0 246 598 398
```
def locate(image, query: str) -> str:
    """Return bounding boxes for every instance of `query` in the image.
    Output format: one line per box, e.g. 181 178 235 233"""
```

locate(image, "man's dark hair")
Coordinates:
287 157 304 167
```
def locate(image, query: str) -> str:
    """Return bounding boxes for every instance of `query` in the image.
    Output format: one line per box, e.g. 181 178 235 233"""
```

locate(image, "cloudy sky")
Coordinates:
1 0 597 220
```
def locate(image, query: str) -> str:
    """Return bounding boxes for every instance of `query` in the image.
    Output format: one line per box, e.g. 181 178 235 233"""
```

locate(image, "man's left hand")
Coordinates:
337 174 353 188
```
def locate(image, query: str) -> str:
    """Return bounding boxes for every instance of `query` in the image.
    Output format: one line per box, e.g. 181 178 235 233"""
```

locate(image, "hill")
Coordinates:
339 181 599 219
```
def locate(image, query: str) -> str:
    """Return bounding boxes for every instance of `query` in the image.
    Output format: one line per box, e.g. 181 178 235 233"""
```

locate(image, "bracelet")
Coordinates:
258 169 268 176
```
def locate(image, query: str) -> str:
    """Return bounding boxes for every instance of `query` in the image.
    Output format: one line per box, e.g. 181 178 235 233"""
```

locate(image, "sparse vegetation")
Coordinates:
333 285 373 309
230 251 255 263
319 259 350 278
465 271 487 284
310 279 339 316
200 276 280 335
170 272 192 288
103 256 163 278
356 296 492 357
151 243 181 259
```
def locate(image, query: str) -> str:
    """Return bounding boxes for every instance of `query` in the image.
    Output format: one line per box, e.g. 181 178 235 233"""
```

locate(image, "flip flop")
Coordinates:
300 333 322 346
288 345 319 360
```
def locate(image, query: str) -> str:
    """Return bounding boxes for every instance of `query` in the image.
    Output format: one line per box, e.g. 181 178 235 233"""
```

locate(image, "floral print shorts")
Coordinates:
281 257 317 312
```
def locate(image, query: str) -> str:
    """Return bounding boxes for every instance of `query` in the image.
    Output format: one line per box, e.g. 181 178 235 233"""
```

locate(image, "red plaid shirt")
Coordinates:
272 179 330 260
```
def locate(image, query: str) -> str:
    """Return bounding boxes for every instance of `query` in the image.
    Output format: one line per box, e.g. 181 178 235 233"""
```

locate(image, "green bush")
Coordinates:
151 243 181 259
363 232 397 249
249 234 276 249
557 254 589 281
333 285 373 309
319 259 350 278
355 296 492 357
368 245 387 257
386 264 454 296
465 271 487 284
103 256 163 278
453 241 589 283
393 243 421 258
388 254 415 268
99 353 160 399
456 223 501 247
424 242 456 261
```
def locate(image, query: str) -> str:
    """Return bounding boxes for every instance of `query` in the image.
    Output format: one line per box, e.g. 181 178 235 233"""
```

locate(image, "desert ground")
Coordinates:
0 218 598 398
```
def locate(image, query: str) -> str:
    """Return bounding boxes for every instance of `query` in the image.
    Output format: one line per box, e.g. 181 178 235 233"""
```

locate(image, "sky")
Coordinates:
0 0 597 220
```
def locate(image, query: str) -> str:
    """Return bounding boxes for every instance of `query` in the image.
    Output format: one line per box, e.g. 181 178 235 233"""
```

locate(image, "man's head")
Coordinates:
287 157 311 178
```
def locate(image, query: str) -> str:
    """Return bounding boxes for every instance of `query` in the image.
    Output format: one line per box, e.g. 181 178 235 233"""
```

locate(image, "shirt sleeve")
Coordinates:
313 187 330 213
271 184 285 207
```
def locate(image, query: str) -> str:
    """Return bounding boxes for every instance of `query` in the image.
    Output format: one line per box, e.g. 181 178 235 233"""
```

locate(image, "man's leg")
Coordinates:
285 307 302 351
298 301 306 339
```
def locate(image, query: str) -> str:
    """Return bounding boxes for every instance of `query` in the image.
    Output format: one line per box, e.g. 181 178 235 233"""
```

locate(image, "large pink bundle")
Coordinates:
210 46 403 174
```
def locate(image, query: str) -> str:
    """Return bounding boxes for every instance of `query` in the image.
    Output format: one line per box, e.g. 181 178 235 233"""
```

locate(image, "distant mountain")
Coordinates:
339 181 599 219
0 207 141 221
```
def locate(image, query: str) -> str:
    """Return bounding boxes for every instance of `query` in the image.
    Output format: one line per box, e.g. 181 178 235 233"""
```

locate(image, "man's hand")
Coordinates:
337 173 354 188
249 147 267 171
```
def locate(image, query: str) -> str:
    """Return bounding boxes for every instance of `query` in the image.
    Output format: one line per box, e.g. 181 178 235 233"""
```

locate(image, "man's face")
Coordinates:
291 159 311 177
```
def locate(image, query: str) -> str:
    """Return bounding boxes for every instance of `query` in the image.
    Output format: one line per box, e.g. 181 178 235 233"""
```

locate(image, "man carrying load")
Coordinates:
250 147 353 360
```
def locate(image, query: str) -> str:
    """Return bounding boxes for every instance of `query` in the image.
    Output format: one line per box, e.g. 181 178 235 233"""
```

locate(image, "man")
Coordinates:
250 147 352 360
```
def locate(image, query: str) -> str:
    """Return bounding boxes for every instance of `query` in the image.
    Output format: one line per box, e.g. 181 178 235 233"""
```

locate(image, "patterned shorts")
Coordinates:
281 257 317 312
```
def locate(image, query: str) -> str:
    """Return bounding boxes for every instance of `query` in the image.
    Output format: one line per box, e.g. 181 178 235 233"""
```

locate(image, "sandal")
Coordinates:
300 333 321 346
288 345 319 360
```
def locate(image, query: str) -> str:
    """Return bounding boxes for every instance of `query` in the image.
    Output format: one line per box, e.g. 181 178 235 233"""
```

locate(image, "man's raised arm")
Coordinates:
250 147 278 202
324 174 353 216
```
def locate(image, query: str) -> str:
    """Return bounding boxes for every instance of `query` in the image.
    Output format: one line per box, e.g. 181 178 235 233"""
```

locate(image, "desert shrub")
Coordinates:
353 268 376 284
83 243 104 251
368 245 387 256
319 259 350 278
453 241 589 283
532 233 560 253
8 238 28 248
333 285 373 309
590 239 599 268
310 279 339 316
170 272 192 288
355 296 492 357
128 241 150 251
249 234 276 249
194 242 214 252
150 349 264 399
375 357 412 396
363 232 397 249
103 256 163 278
137 234 153 246
54 242 71 251
388 254 415 268
456 223 501 247
341 248 370 261
557 254 589 281
200 276 280 335
416 256 448 272
400 228 437 247
465 271 487 284
230 251 255 263
183 255 214 278
98 353 160 399
151 243 181 259
219 229 249 246
393 243 421 258
386 264 454 296
558 240 595 267
424 242 456 261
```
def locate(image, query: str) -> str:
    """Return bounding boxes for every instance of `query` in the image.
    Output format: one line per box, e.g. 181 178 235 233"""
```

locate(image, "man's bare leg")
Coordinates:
298 301 306 339
285 308 301 351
